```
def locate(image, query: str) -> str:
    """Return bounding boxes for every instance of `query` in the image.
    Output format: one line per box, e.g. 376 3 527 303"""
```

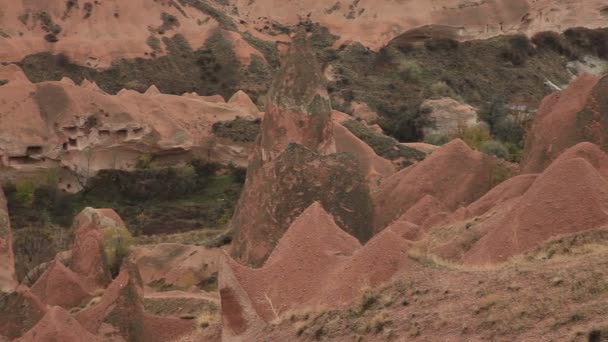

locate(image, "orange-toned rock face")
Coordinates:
521 74 604 173
233 0 607 49
230 32 373 266
0 286 47 340
15 306 104 342
0 65 259 185
464 147 608 265
69 208 115 290
31 260 91 309
372 139 509 232
76 262 145 339
0 0 222 68
257 30 335 162
221 202 412 341
0 188 16 293
0 0 606 68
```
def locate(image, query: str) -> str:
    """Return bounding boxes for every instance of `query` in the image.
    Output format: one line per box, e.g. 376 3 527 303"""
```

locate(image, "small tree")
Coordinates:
480 140 510 160
15 180 36 207
103 226 134 278
455 126 492 150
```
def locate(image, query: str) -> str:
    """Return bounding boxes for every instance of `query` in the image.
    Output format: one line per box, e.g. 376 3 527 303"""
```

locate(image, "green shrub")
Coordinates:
531 31 579 59
480 140 510 160
504 142 524 163
489 163 513 188
15 180 36 207
493 117 524 145
425 38 459 51
428 81 459 99
424 133 449 146
456 126 492 150
104 226 134 277
135 153 153 169
212 118 261 143
499 34 535 66
397 59 422 82
0 79 8 86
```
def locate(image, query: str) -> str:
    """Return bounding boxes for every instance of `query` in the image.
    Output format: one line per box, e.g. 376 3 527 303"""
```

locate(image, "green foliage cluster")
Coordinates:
135 153 153 170
104 226 134 277
14 180 36 207
456 126 493 151
480 140 510 160
4 161 246 238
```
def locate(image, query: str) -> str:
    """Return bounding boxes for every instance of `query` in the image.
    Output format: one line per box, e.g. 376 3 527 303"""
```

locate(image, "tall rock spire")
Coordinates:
229 31 372 267
257 28 335 163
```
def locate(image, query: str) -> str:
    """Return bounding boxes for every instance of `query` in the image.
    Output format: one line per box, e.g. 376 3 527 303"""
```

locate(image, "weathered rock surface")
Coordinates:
31 260 91 309
521 74 605 173
0 286 47 340
221 202 411 340
69 208 115 290
130 243 220 293
14 306 104 342
464 142 608 264
373 139 510 231
0 64 259 188
1 0 606 67
421 97 481 138
0 188 16 293
230 31 373 266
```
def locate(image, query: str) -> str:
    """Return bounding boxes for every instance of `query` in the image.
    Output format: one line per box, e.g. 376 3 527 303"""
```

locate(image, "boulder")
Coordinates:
421 97 481 138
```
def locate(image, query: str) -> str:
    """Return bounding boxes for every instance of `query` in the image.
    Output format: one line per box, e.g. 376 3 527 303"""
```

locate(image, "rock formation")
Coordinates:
372 139 511 231
0 63 260 178
420 97 481 138
0 188 16 293
221 202 412 340
1 0 606 67
230 31 373 266
130 243 220 292
0 286 47 340
31 260 91 309
14 306 104 342
464 143 608 264
69 208 115 290
521 74 604 173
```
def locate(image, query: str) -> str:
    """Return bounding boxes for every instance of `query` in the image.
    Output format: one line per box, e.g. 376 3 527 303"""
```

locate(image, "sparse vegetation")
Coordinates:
424 133 449 146
159 12 179 33
455 126 492 150
480 140 510 160
14 180 36 207
146 35 162 53
357 287 380 315
342 119 426 164
212 118 261 143
135 153 154 169
104 226 134 277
